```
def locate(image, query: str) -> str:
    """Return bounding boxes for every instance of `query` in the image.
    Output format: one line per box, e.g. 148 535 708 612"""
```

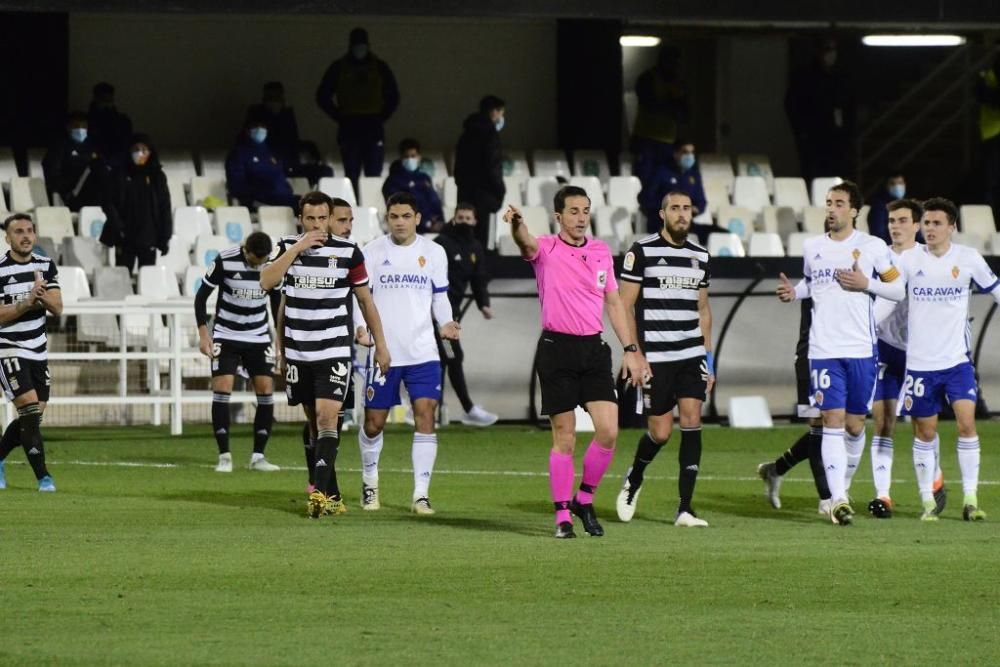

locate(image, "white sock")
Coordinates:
251 452 264 462
219 452 231 460
821 427 847 501
957 436 981 497
913 437 936 503
933 434 943 479
843 427 865 491
871 436 893 499
412 432 438 500
359 429 383 487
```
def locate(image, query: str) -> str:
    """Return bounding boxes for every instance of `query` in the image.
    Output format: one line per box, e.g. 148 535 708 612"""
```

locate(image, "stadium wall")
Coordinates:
67 14 558 152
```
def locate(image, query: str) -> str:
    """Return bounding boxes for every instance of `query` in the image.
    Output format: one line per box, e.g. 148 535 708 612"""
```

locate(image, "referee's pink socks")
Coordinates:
576 440 615 505
549 450 575 524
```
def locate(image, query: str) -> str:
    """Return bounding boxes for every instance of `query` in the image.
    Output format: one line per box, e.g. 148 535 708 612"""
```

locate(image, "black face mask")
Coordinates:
453 224 474 238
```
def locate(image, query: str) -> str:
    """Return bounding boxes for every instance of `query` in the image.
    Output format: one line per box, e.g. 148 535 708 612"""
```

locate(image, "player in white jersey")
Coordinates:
356 191 460 515
892 198 999 521
777 180 904 525
867 199 947 518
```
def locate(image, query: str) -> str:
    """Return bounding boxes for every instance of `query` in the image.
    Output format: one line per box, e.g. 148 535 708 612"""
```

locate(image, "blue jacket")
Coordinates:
639 161 707 217
225 139 296 209
866 190 894 243
382 159 444 231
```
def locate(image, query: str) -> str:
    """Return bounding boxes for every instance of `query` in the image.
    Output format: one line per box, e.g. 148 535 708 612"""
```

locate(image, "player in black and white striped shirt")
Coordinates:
195 231 280 473
615 191 715 527
0 213 63 493
261 191 390 518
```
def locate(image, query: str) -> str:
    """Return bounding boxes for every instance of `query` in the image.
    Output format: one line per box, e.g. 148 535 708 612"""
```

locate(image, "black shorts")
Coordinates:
536 331 616 416
285 358 352 407
643 356 707 416
211 340 274 378
0 356 50 403
795 354 819 418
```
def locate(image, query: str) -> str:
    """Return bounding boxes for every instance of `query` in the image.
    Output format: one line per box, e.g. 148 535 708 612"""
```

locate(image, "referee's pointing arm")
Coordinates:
503 204 538 260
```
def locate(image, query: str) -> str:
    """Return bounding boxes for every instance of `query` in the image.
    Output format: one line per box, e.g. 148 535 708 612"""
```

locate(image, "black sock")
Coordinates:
677 427 702 515
18 403 48 480
313 429 340 499
212 392 231 455
0 420 20 460
302 422 316 486
253 394 273 455
447 361 475 414
806 426 831 500
627 431 666 489
774 431 811 476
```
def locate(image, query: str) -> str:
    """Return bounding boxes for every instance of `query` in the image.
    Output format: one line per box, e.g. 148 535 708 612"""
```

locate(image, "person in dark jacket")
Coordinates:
42 111 110 212
88 82 133 165
382 138 444 232
631 46 688 194
102 133 172 273
225 113 296 210
433 203 497 426
315 27 400 187
638 141 707 233
866 171 906 243
453 95 506 250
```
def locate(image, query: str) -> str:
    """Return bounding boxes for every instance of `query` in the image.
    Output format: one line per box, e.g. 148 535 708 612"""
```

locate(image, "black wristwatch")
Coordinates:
623 344 639 353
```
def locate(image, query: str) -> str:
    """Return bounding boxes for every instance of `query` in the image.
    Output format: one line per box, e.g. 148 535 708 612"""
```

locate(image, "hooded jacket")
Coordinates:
102 134 172 252
453 112 505 211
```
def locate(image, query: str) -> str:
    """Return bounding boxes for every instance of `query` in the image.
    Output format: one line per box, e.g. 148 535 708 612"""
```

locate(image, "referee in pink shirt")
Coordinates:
503 186 649 539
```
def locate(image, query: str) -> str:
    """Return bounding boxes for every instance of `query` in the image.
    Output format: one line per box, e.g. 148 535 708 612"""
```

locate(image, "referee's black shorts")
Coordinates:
536 331 616 416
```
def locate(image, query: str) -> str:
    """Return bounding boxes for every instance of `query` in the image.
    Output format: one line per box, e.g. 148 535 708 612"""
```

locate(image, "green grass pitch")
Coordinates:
2 421 999 666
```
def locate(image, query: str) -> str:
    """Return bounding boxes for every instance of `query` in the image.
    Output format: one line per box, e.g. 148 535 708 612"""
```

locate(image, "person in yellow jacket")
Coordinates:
976 56 1000 222
316 27 400 189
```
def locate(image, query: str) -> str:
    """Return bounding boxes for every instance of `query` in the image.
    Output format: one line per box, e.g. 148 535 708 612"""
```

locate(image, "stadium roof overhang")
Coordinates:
4 0 1000 27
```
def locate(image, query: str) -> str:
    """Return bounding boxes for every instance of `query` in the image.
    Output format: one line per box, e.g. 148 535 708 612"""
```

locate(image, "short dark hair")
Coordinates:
455 201 476 216
661 190 693 209
386 191 419 213
244 231 272 258
92 82 114 97
885 169 905 182
922 197 959 225
67 110 88 125
554 185 590 213
398 138 420 154
298 191 334 215
331 197 352 209
3 213 34 231
829 179 862 212
887 198 923 221
479 95 505 114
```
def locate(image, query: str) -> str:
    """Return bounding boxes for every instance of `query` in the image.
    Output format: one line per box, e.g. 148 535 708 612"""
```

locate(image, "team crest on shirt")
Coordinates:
691 258 699 270
904 395 913 411
814 390 824 406
418 256 426 268
597 270 607 288
623 252 635 271
952 266 960 279
367 386 375 401
852 248 861 261
328 256 338 268
470 253 477 264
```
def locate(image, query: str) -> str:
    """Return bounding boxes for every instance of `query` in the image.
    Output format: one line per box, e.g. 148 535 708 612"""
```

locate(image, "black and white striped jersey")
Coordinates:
0 252 59 361
620 233 710 364
272 234 368 363
202 247 271 346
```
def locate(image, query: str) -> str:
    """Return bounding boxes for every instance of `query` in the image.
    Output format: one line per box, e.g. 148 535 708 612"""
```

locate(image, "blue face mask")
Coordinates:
249 128 268 144
494 116 505 132
679 153 696 171
889 184 905 199
351 44 369 60
70 128 88 144
402 157 420 172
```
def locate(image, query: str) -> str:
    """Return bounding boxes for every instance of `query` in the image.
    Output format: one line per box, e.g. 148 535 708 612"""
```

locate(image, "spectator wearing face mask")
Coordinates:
88 82 133 165
315 27 400 188
453 95 506 250
102 133 172 273
225 112 296 210
382 138 444 233
433 203 498 426
638 141 707 233
632 45 689 197
866 171 906 243
42 111 110 212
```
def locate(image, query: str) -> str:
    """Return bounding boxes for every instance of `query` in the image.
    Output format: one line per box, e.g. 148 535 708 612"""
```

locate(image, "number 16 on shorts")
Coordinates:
808 357 877 414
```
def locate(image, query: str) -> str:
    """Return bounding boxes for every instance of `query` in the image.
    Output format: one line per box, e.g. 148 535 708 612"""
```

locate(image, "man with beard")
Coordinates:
615 191 714 527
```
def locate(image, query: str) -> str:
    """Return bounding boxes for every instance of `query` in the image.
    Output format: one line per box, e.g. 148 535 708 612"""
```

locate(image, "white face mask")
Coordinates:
494 116 505 132
402 157 420 172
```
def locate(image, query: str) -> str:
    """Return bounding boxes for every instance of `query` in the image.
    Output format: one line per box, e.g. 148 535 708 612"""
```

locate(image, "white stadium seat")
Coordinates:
952 232 986 253
708 232 746 257
802 206 827 235
703 176 731 218
193 235 229 268
257 206 297 237
159 150 198 182
761 206 798 242
716 205 755 241
173 207 213 247
60 237 105 278
855 205 870 233
591 205 630 254
34 206 75 240
56 265 91 305
213 206 253 244
318 177 357 207
9 177 48 211
158 235 194 279
572 150 611 182
525 177 560 208
787 232 810 257
699 153 734 192
568 176 606 207
189 176 227 206
607 176 641 214
184 264 209 297
960 205 996 240
138 264 181 300
773 177 810 218
501 150 530 179
501 176 524 207
353 206 383 246
421 151 449 188
78 206 107 240
443 177 458 209
358 176 385 214
166 176 188 210
287 177 311 196
198 150 227 179
748 232 785 257
732 176 770 213
531 149 570 178
810 176 843 207
498 206 550 256
736 154 774 194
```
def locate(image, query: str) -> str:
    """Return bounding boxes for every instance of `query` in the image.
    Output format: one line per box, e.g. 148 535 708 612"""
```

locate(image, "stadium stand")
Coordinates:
525 176 560 207
318 176 357 206
717 204 755 241
358 176 385 214
159 235 194 279
9 176 48 211
531 149 570 178
748 232 785 257
190 176 227 207
737 153 774 195
568 176 606 207
960 204 996 241
212 206 253 244
772 177 810 219
35 206 75 239
572 149 611 182
708 232 746 257
173 207 213 247
78 206 107 240
257 206 297 237
733 175 770 213
810 176 843 207
193 235 228 268
607 176 641 215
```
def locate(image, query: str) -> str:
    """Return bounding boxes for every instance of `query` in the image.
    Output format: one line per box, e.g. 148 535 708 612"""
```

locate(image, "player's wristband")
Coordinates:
705 351 715 376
